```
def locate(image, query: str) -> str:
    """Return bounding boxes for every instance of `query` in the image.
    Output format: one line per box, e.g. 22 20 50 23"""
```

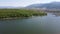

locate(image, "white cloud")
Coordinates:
0 0 41 7
0 0 60 7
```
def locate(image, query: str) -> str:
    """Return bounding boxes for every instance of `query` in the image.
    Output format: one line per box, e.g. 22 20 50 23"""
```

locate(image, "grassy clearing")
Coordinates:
0 9 47 18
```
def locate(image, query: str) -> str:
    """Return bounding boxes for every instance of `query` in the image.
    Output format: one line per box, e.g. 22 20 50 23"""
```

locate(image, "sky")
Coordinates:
0 0 60 7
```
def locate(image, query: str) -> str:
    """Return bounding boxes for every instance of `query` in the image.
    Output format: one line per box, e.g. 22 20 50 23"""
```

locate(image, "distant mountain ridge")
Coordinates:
0 6 15 8
0 6 23 9
26 2 60 9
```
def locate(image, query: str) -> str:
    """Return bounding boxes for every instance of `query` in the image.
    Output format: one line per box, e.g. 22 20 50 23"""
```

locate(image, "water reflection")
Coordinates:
46 11 60 17
52 13 60 17
0 12 60 34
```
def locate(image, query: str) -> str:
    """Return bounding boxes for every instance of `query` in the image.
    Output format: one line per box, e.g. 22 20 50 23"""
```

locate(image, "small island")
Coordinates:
0 9 47 19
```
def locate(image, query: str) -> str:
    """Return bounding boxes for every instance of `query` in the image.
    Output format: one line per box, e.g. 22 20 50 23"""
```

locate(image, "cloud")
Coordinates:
0 0 41 7
0 0 60 7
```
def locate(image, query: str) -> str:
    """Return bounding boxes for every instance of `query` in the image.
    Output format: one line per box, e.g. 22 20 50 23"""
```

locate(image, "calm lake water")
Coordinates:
0 13 60 34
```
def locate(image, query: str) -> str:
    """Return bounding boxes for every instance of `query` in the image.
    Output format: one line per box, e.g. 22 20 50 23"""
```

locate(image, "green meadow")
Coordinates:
0 9 47 18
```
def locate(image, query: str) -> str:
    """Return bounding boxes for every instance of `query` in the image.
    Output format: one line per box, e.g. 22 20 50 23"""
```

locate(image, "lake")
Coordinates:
0 12 60 34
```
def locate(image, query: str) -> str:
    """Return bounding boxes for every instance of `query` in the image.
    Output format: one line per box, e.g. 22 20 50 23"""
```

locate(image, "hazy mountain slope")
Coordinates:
26 2 60 9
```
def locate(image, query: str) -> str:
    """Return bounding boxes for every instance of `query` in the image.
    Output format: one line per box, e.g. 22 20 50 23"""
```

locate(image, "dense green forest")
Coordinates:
0 9 47 18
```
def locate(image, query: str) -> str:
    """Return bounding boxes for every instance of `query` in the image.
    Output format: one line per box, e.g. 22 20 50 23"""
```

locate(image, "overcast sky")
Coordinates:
0 0 60 7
